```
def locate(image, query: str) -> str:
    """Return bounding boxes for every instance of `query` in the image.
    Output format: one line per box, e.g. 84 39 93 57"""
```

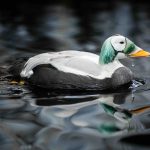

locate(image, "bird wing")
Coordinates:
20 50 102 78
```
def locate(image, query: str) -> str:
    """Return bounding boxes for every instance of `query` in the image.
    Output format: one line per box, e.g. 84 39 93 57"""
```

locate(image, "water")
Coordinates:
0 0 150 150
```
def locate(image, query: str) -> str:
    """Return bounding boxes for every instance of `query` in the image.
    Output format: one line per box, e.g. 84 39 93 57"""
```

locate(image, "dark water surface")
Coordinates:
1 0 150 150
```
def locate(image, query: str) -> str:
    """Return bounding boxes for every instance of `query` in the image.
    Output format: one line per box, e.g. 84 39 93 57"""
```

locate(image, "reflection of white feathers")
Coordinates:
98 96 120 107
98 96 131 123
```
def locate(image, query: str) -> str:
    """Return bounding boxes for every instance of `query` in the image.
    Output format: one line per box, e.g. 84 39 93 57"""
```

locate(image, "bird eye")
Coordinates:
120 41 124 44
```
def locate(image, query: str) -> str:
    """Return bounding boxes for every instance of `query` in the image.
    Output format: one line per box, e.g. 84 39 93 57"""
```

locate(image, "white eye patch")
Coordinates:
111 36 126 51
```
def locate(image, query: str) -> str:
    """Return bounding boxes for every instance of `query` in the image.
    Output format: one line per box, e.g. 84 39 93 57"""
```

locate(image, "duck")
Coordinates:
9 34 150 91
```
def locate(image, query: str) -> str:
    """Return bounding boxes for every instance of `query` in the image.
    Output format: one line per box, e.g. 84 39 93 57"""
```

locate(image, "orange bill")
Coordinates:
130 50 150 57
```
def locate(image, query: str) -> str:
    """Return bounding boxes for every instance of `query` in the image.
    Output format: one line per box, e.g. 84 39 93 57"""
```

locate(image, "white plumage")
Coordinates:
20 50 123 79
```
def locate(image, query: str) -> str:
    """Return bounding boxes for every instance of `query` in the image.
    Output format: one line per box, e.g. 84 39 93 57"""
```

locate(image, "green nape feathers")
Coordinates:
99 37 136 64
99 38 115 64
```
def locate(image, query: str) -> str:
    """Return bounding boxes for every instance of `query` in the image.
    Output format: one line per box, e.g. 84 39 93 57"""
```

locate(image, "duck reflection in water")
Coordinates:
0 78 150 150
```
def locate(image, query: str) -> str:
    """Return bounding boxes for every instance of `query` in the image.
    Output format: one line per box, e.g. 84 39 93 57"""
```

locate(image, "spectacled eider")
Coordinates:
9 35 150 91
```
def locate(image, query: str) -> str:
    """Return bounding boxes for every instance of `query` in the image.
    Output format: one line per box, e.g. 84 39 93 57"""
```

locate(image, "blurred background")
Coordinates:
0 0 150 65
1 1 150 150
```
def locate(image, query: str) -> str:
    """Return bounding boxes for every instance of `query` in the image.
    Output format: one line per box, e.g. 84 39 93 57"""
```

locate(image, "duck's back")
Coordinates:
9 51 133 90
21 51 103 79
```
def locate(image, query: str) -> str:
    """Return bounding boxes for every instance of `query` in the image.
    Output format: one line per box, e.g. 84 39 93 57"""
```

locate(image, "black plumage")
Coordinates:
8 60 132 91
